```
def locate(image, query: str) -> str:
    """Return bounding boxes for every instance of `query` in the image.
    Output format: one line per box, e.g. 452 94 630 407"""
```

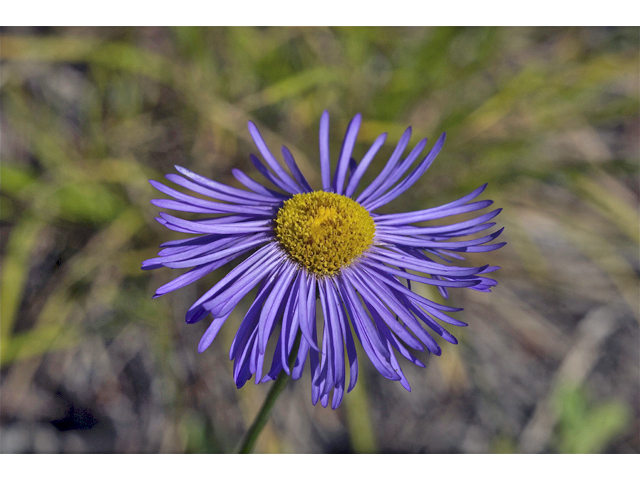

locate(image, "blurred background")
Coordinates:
0 27 638 453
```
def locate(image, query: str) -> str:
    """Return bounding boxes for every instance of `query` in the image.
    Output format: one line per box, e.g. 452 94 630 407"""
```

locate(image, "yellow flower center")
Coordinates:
274 191 375 276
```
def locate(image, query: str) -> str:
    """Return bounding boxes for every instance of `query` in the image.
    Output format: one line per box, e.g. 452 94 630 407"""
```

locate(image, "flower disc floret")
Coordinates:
274 191 375 275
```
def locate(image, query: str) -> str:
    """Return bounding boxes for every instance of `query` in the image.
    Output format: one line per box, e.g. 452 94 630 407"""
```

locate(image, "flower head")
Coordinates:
143 111 504 409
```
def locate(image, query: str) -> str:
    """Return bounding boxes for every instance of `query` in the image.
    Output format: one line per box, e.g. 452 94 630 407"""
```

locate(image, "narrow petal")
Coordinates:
281 146 313 193
328 278 358 393
280 272 302 374
337 276 400 381
203 255 284 317
367 248 489 277
153 250 247 297
248 121 303 193
375 209 502 236
161 234 270 269
374 186 489 225
152 198 275 216
364 133 446 211
258 262 297 354
292 337 310 380
150 178 248 211
186 243 281 320
360 258 482 288
198 313 232 353
174 165 283 203
317 281 335 395
319 110 331 191
250 154 302 194
231 168 289 199
376 318 427 366
234 329 258 387
360 137 427 208
337 274 390 359
375 227 504 250
345 132 387 198
262 336 284 382
333 113 362 195
356 127 412 204
323 279 345 389
355 268 442 354
361 263 469 326
158 212 272 235
229 274 280 361
167 172 280 205
368 309 417 391
144 234 255 268
298 270 319 351
346 270 424 351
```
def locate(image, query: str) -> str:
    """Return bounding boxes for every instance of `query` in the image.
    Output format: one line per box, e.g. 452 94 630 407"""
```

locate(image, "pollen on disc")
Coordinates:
274 191 375 275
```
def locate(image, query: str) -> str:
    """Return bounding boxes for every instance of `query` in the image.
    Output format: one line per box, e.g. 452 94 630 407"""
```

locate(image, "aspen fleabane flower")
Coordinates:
144 111 504 409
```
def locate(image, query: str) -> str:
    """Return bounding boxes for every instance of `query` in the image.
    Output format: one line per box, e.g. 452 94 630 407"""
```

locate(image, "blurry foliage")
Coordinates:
0 27 638 453
554 385 631 454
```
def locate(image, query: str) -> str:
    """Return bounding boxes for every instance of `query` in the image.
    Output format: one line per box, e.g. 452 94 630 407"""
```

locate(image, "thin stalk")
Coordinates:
237 332 301 454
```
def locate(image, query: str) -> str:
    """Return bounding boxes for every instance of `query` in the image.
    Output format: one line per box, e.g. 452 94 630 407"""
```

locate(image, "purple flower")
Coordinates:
143 111 504 409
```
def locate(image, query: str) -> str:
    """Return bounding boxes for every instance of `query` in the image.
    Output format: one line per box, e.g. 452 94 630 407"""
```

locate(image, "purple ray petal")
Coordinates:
166 173 280 206
292 337 309 380
405 300 458 345
161 234 269 269
336 274 389 359
374 186 489 225
360 137 427 208
367 248 490 277
375 227 504 250
262 336 284 382
203 255 284 318
358 268 443 354
144 234 255 268
187 243 281 319
158 212 272 235
323 278 345 389
231 168 289 198
317 281 335 395
364 133 446 211
356 127 412 204
258 262 297 354
376 318 428 366
333 113 361 195
152 198 275 216
319 111 331 191
345 269 423 351
229 275 280 361
360 258 482 288
248 121 302 193
174 165 283 203
337 275 399 381
327 278 358 393
345 132 387 198
326 280 358 389
376 209 502 235
281 146 313 193
250 154 301 195
234 329 258 387
198 312 231 353
153 249 247 297
298 272 319 351
360 264 469 327
453 242 507 253
280 273 301 375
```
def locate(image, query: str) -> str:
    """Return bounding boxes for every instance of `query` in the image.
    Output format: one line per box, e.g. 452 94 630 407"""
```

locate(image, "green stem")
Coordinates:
237 332 301 454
